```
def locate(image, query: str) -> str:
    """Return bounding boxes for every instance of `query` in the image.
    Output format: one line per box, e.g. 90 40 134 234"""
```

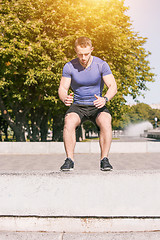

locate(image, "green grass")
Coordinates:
81 137 120 142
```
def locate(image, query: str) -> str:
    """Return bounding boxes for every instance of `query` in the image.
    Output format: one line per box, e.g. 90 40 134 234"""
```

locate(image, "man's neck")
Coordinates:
81 56 93 68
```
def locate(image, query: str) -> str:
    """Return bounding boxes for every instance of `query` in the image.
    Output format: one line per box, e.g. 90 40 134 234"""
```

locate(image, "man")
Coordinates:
58 37 117 171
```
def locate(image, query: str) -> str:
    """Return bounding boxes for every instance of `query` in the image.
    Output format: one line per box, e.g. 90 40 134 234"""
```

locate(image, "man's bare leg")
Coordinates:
96 112 112 159
63 112 81 161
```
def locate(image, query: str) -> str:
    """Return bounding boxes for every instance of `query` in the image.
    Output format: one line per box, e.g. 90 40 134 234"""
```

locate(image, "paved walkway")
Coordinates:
0 152 160 171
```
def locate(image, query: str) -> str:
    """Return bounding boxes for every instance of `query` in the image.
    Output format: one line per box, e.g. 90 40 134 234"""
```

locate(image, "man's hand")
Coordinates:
93 94 106 109
64 93 74 106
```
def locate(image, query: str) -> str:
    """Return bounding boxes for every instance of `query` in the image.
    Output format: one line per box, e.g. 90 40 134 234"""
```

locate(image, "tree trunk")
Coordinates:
3 123 9 141
40 114 49 142
0 96 26 141
30 108 50 142
52 114 64 142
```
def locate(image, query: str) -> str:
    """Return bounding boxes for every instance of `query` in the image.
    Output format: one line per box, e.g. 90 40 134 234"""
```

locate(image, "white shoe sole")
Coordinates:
60 168 74 171
100 168 113 171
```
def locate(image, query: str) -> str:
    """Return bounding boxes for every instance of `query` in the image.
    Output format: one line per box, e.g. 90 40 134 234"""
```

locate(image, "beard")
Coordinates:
79 55 92 67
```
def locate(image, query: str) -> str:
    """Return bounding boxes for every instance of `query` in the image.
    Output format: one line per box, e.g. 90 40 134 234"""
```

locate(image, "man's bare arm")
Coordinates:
94 74 117 108
103 74 117 101
58 76 73 106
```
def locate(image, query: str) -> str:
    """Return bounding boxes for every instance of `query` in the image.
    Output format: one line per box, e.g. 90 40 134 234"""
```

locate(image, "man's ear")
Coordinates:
91 47 94 52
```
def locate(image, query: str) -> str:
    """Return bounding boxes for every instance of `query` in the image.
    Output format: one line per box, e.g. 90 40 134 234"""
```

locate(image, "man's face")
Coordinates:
75 45 93 67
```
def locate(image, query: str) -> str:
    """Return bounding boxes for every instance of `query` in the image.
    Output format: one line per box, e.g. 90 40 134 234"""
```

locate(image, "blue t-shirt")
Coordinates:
62 56 112 105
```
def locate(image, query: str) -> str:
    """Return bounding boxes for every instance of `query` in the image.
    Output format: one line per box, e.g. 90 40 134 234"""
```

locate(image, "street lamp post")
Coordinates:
154 117 158 128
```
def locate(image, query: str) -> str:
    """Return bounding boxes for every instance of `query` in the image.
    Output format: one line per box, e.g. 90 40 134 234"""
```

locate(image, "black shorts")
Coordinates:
65 104 111 126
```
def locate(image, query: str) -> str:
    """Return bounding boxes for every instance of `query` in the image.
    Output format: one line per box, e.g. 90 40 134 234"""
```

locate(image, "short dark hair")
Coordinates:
75 37 92 48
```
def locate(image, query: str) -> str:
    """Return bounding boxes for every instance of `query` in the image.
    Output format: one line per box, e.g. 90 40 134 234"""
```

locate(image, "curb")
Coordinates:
0 141 160 154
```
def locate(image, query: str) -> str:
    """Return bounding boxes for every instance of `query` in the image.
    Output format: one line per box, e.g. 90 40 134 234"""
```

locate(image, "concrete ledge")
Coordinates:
0 171 160 232
147 142 160 152
110 142 147 153
0 141 160 154
0 170 159 217
0 170 160 232
1 232 160 240
0 216 160 233
0 231 61 240
147 131 160 140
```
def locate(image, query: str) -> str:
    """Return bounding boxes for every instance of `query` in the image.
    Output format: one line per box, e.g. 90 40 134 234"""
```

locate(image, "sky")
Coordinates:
124 0 160 105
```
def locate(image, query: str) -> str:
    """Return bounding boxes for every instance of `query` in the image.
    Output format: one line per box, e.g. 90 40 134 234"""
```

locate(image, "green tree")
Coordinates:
128 103 151 122
0 0 66 141
118 103 160 129
0 0 155 141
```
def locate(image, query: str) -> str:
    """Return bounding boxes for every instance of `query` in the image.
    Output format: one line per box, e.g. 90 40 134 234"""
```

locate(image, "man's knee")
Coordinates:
96 112 112 129
64 113 81 129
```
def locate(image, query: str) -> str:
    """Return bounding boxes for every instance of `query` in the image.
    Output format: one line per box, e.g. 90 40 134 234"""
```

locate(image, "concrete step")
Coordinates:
0 141 160 154
0 170 160 232
0 231 160 240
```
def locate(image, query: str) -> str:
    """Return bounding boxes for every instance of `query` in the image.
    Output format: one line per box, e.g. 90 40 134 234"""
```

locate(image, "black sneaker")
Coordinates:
100 157 113 171
60 158 74 171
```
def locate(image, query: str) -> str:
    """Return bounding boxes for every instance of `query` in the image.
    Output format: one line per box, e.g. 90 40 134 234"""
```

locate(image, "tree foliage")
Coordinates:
116 103 160 129
0 0 155 141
